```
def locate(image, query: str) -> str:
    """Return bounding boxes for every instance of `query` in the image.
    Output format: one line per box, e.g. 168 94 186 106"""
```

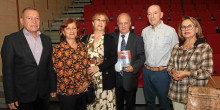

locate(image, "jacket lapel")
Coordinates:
115 32 120 47
19 29 37 65
126 33 134 50
38 35 47 66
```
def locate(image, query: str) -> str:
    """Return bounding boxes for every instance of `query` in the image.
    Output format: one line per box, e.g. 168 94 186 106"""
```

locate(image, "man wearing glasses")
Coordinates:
141 5 179 110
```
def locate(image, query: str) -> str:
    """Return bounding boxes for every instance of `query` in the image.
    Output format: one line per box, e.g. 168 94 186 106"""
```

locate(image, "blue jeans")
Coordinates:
142 67 171 110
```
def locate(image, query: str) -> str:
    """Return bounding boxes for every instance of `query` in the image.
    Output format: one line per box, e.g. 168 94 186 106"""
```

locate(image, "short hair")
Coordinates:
92 12 109 23
21 7 39 17
59 18 79 42
178 16 204 41
117 13 131 23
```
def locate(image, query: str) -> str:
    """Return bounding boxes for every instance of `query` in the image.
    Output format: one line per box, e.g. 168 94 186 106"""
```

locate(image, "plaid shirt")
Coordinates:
167 40 213 103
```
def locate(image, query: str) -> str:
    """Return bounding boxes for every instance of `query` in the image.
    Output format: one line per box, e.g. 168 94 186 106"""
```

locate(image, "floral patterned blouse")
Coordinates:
52 41 92 95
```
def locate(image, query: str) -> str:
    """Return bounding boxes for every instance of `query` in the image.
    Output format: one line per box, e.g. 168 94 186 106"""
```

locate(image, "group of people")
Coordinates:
1 4 213 110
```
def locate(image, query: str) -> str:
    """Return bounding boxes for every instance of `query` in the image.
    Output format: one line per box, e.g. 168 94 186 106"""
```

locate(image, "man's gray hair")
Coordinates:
21 7 39 17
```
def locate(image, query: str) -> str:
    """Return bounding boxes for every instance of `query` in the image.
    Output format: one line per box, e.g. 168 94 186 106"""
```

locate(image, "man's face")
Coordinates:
20 10 40 33
147 5 163 28
117 14 131 35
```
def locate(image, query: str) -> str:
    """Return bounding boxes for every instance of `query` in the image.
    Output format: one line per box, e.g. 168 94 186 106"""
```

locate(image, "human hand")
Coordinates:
8 101 18 110
83 81 89 88
77 85 86 93
178 71 190 79
83 81 89 92
124 66 134 72
88 66 100 75
50 92 56 98
171 69 180 80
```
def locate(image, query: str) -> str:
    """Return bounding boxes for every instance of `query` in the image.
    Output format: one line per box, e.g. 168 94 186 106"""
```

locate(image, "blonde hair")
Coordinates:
92 13 109 23
178 16 204 41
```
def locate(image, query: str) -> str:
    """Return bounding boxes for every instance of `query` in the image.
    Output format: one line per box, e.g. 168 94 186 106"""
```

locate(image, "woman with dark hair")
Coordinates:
81 13 117 110
52 18 92 110
167 16 213 110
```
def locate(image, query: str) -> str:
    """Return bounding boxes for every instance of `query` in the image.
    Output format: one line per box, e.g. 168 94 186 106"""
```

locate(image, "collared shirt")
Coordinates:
23 29 42 65
115 32 130 72
142 21 179 67
52 41 92 95
167 42 213 103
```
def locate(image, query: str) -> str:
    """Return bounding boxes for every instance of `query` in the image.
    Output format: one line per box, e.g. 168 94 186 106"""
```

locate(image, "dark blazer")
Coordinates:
1 29 57 104
111 32 145 91
81 34 117 90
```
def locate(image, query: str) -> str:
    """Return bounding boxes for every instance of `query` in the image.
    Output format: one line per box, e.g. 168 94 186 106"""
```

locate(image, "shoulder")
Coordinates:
4 31 21 41
142 26 151 32
197 42 212 50
109 32 118 38
174 43 180 48
130 33 143 40
81 35 90 43
104 33 114 39
41 33 51 41
162 24 176 32
53 43 62 50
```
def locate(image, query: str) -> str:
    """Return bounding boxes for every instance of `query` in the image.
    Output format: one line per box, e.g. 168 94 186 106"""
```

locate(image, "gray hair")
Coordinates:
21 7 39 17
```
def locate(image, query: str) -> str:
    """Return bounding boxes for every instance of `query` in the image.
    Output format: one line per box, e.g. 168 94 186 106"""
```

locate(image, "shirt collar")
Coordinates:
23 28 41 38
119 31 130 39
150 20 164 30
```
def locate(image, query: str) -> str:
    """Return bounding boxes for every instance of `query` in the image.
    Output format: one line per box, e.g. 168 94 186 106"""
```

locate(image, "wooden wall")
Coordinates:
0 0 75 76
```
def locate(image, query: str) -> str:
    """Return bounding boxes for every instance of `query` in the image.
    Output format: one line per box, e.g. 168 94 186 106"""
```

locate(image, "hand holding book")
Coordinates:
118 50 132 72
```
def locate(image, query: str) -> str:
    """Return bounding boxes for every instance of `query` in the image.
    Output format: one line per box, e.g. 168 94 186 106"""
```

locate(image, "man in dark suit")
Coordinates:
111 13 145 110
1 7 56 110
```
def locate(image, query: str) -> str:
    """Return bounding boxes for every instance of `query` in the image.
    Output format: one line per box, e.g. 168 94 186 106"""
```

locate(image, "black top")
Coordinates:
81 34 118 90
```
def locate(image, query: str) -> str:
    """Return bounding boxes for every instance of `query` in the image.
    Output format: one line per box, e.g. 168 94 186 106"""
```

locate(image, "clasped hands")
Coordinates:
171 69 190 81
77 81 89 94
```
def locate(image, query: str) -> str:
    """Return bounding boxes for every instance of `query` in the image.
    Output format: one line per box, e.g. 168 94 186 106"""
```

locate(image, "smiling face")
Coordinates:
117 13 131 35
181 19 198 40
147 5 163 29
92 15 107 32
20 9 40 34
62 22 78 40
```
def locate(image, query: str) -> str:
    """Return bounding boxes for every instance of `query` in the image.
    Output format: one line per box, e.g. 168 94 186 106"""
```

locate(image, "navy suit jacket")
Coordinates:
1 29 57 104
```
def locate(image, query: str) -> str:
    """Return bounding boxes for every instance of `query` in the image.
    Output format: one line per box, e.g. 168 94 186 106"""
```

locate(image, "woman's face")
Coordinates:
181 19 198 39
92 15 107 32
62 22 78 40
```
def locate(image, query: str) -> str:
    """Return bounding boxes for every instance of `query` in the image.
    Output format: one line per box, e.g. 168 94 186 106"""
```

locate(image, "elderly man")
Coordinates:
141 5 179 110
1 7 56 110
111 13 145 110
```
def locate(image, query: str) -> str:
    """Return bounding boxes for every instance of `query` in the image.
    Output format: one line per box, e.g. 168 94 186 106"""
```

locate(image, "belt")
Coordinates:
89 59 103 65
144 65 167 71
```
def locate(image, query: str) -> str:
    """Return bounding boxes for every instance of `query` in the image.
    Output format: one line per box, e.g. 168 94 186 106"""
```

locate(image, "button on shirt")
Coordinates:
142 21 179 67
115 32 130 72
23 29 43 65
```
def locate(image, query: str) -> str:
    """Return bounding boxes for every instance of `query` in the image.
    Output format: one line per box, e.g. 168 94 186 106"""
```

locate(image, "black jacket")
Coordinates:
1 29 57 104
81 34 117 90
111 32 145 91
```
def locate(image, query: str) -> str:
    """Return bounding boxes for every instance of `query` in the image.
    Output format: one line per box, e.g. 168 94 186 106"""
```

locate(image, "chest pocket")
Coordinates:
158 36 170 52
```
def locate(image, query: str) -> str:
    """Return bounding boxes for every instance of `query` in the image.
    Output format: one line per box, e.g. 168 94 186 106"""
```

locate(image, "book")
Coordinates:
118 50 131 71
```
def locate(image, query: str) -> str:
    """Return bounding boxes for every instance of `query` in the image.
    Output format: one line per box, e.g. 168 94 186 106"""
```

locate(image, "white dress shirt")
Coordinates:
115 32 130 72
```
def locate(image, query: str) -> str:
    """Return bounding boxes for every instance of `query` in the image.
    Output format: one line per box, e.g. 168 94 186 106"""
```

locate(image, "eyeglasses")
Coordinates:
180 24 195 31
94 19 106 23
